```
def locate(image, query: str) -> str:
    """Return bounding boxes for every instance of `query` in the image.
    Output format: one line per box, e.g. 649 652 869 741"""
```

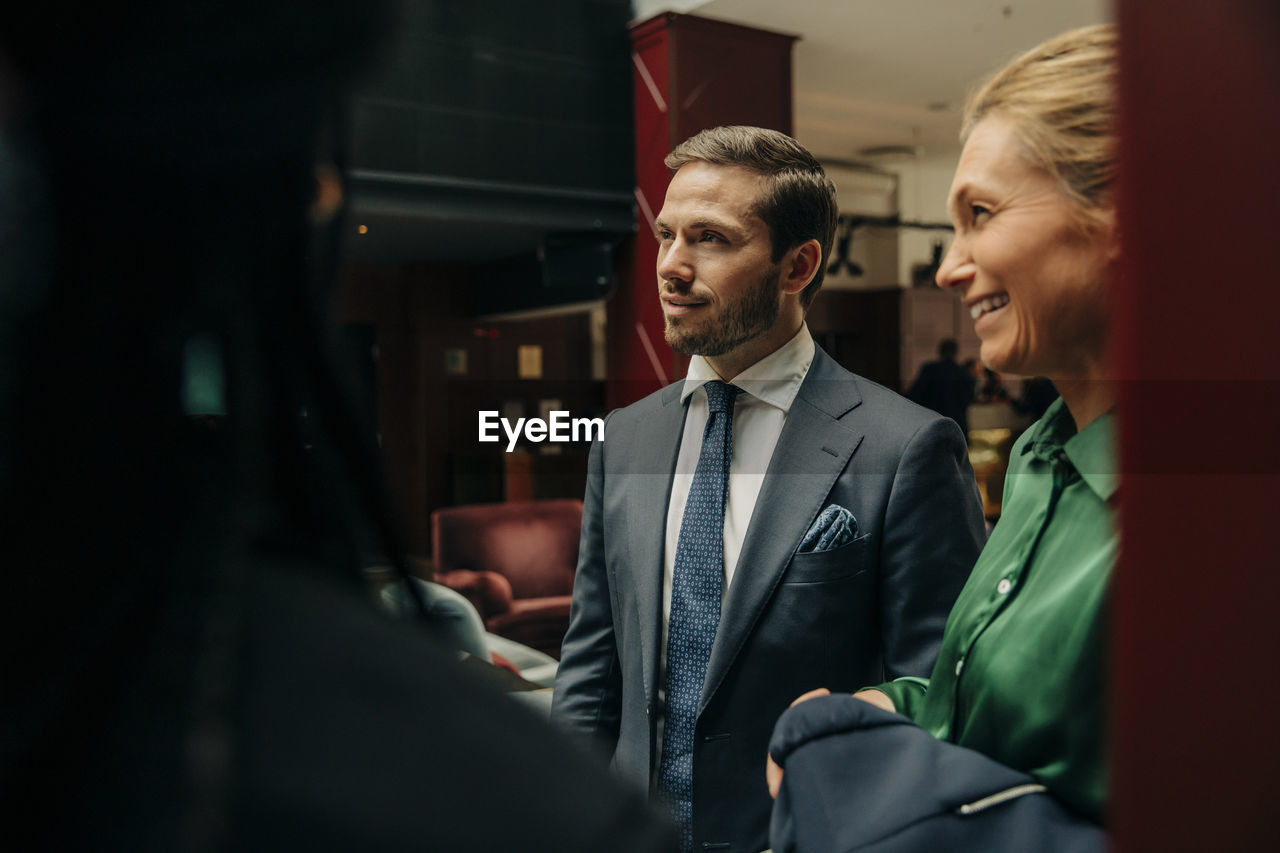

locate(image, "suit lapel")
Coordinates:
628 381 687 710
701 349 865 712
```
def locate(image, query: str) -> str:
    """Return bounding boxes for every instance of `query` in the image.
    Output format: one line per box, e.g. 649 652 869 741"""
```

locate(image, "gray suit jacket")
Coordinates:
551 346 986 852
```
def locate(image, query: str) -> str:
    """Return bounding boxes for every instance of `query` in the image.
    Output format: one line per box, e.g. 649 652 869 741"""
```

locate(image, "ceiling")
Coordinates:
634 0 1111 165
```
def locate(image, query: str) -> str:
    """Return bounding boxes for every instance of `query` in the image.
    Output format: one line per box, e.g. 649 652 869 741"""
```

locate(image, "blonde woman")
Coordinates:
768 25 1118 850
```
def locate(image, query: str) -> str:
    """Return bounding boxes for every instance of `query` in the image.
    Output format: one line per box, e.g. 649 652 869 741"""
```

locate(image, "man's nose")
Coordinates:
657 239 693 284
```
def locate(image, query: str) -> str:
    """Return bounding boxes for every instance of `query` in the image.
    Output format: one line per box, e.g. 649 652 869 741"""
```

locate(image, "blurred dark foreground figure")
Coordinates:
0 4 672 850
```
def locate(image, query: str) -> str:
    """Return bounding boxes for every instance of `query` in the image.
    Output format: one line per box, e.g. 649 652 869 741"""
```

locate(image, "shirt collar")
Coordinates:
680 324 815 414
1021 396 1119 501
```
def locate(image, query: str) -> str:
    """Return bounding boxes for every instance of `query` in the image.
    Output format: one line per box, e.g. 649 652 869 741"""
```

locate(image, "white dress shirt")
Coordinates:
653 324 816 764
662 323 816 623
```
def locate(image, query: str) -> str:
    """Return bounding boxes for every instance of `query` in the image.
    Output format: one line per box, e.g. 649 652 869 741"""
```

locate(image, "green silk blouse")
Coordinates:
876 397 1117 823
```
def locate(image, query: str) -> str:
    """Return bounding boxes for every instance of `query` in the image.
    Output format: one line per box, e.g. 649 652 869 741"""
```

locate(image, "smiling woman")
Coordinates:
938 114 1114 404
768 24 1122 851
937 23 1119 429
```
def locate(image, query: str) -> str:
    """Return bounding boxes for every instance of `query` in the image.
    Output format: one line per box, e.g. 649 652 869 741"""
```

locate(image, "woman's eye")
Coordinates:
970 204 992 222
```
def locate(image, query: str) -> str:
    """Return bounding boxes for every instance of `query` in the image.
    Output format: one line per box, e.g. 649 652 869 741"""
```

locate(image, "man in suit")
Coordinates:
551 126 986 853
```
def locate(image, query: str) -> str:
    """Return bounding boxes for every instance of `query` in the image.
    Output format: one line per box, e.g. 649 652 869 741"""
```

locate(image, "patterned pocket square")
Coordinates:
798 504 859 554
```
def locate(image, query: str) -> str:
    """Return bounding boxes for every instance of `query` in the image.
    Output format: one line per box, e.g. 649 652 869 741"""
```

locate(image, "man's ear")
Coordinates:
780 238 823 295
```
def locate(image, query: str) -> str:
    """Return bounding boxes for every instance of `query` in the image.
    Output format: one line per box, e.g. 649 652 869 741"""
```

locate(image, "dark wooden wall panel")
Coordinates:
1111 2 1280 848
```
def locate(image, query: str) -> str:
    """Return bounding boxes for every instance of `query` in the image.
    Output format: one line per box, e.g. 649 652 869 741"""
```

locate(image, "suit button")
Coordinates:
955 659 964 676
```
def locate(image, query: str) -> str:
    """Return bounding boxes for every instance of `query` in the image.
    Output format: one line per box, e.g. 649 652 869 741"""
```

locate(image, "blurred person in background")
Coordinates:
971 360 1011 405
907 338 975 435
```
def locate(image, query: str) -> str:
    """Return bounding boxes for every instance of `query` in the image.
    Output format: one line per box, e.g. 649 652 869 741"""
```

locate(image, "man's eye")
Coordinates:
699 232 722 243
658 230 673 241
970 204 992 222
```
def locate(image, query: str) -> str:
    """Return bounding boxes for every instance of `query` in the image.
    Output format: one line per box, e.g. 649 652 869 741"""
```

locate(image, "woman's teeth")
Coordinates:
971 293 1009 320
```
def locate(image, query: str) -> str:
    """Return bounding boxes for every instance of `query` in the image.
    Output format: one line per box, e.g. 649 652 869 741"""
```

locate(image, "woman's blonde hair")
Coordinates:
963 24 1117 228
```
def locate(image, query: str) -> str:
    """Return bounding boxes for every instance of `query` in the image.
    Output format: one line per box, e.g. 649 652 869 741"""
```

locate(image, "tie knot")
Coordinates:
703 380 739 414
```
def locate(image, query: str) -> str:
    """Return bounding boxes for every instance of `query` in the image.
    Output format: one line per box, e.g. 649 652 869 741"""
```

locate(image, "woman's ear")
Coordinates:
1105 211 1121 264
781 238 823 295
1090 197 1121 264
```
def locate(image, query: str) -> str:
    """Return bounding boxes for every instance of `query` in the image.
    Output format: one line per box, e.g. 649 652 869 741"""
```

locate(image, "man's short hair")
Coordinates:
939 339 959 360
665 126 839 308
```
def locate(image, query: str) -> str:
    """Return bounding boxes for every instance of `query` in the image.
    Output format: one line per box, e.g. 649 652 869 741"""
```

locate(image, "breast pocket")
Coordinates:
782 533 872 584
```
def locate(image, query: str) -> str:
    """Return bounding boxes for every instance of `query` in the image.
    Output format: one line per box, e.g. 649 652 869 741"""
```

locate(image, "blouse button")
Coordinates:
955 659 964 676
997 578 1013 595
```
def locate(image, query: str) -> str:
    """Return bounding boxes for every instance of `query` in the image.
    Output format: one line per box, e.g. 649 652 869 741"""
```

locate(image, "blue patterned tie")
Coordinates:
657 380 739 852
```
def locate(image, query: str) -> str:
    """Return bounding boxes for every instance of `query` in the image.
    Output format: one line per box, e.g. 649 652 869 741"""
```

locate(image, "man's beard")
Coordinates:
664 266 781 357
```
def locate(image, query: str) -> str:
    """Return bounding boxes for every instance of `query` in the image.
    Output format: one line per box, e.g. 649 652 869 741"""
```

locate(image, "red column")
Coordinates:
610 14 796 409
1111 1 1280 848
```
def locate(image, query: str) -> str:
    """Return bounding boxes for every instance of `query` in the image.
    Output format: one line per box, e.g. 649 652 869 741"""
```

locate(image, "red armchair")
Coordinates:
431 499 582 659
